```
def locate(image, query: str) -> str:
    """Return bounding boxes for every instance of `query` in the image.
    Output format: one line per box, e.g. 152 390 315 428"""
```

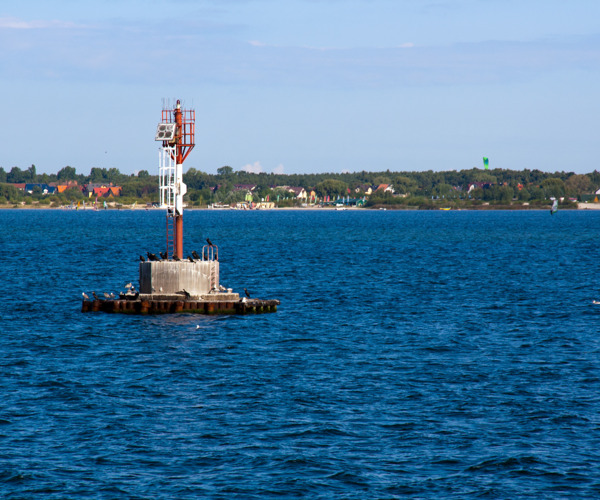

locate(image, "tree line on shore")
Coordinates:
1 163 599 208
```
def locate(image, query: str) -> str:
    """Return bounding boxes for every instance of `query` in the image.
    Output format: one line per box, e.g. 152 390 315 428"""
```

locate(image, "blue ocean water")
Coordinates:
1 208 600 499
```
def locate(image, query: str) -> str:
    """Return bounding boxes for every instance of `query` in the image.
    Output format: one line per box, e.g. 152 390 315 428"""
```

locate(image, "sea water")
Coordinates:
1 208 599 499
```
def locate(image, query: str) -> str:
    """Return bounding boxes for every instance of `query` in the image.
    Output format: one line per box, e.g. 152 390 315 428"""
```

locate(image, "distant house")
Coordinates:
375 184 394 193
233 184 257 192
91 187 109 198
468 182 493 193
24 183 57 195
84 182 122 198
355 185 373 195
90 186 122 198
287 187 307 199
54 180 79 193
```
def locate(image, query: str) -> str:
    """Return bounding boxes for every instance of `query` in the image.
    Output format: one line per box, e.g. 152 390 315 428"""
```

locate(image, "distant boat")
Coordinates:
550 198 558 215
440 207 451 211
209 203 230 210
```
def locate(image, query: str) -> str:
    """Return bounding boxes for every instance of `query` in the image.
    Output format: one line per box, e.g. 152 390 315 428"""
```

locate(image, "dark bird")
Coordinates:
206 237 213 247
92 292 100 300
192 250 201 260
82 292 89 300
119 292 126 299
172 254 181 261
182 289 191 299
160 251 168 260
188 255 195 263
147 252 159 262
139 255 145 262
244 288 250 298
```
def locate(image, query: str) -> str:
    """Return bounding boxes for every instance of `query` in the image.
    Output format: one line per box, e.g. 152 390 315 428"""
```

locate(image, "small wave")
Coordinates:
467 454 549 473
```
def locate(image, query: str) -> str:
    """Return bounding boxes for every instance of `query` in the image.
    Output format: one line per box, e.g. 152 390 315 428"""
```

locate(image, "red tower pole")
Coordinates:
174 103 184 259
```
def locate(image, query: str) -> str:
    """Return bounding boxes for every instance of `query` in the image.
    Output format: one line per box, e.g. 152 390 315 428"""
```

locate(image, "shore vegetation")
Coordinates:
1 164 599 209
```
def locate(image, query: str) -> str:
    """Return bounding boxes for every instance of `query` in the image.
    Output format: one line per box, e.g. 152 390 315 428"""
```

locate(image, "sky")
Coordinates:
1 0 599 176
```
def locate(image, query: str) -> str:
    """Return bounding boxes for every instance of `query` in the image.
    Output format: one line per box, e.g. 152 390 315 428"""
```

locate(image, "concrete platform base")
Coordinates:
82 294 279 315
140 260 219 295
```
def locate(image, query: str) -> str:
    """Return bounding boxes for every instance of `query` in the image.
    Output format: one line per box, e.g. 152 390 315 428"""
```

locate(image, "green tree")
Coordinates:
498 185 514 204
392 175 418 195
432 183 456 199
315 179 348 198
0 183 21 201
57 166 77 180
518 188 531 202
529 186 545 201
89 167 107 182
26 164 36 181
564 174 592 196
540 178 565 199
7 166 25 183
217 166 233 177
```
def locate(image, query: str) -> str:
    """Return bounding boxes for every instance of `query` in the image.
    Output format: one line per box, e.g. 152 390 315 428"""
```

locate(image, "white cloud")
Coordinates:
0 16 77 29
242 161 263 173
272 163 284 174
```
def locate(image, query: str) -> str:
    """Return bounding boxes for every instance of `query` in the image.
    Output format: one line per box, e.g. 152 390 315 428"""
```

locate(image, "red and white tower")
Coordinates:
155 99 195 259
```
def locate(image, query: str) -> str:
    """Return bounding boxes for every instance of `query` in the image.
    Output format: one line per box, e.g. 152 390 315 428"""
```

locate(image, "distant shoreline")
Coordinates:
2 203 600 211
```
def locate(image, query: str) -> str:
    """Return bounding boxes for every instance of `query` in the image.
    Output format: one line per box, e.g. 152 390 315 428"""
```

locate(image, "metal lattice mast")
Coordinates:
155 100 195 259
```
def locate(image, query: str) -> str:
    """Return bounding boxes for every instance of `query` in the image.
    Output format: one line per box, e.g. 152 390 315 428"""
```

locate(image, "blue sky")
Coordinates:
1 0 599 176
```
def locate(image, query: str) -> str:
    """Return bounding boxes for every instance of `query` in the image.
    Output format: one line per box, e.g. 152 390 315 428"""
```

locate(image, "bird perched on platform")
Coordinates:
219 285 226 292
103 292 110 299
160 251 168 260
139 255 145 262
82 292 89 300
172 254 181 261
92 292 100 300
244 288 251 298
125 282 132 290
206 237 214 247
182 289 191 299
192 250 201 260
147 252 159 262
188 255 195 263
